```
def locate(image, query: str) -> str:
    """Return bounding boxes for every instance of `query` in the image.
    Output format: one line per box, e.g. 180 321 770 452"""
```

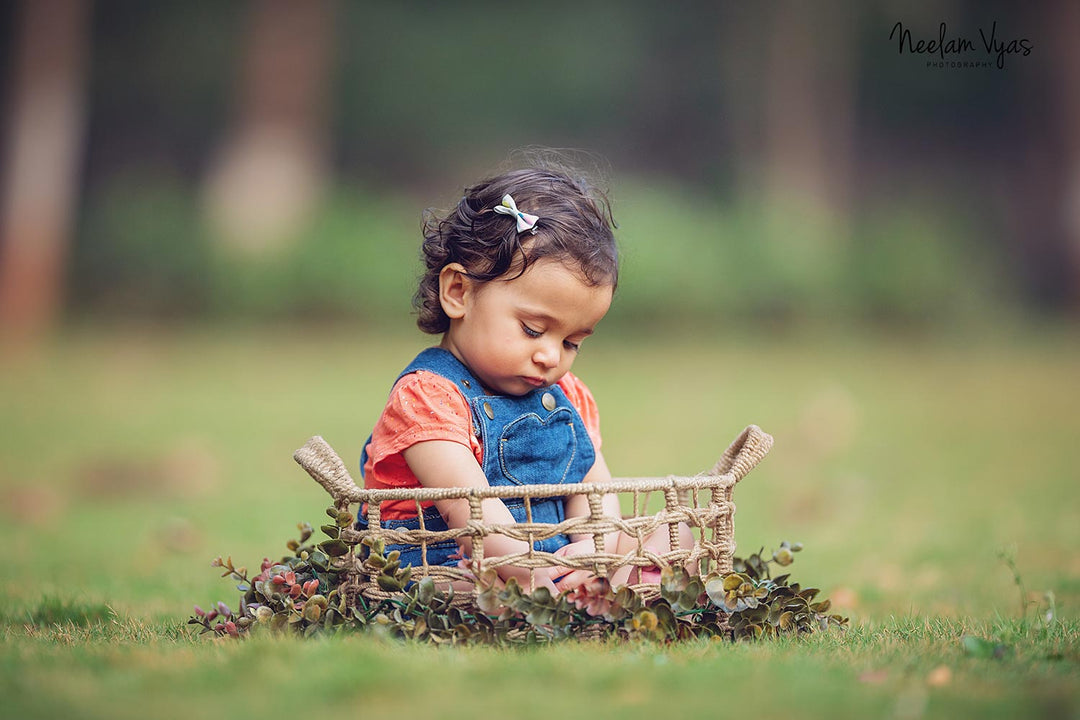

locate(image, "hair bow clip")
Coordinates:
493 194 539 234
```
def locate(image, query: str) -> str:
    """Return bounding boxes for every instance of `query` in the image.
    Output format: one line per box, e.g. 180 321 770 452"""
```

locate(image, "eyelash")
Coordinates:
522 324 581 353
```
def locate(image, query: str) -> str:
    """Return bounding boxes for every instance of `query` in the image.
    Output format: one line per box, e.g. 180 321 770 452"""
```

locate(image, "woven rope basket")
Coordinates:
294 425 772 606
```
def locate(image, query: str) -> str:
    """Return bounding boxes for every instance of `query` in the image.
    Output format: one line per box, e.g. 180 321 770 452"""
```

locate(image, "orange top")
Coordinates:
363 370 602 519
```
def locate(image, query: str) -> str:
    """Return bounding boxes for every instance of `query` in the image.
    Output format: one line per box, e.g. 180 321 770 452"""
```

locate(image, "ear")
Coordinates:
438 263 472 320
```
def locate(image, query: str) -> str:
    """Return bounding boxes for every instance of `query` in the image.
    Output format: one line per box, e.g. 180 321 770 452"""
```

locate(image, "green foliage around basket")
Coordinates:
189 509 848 644
707 542 847 639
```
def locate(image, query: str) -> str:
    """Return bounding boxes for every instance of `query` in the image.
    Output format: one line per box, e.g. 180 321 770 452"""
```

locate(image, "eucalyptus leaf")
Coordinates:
653 602 677 634
377 575 403 592
309 550 330 571
319 539 350 557
705 577 727 607
417 576 436 605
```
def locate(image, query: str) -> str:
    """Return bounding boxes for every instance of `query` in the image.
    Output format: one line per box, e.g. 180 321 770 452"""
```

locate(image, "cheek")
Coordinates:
497 319 523 345
478 323 516 356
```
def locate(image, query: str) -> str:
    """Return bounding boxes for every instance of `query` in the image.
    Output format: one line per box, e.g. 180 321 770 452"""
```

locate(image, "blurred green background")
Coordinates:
1 1 1078 718
2 0 1077 332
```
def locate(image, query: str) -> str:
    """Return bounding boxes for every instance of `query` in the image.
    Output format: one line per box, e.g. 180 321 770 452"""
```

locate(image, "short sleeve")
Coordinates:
557 372 602 450
367 371 474 484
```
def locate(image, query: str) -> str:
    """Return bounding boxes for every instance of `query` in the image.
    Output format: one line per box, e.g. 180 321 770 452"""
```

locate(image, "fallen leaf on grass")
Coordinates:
926 665 952 687
76 437 219 500
0 485 68 526
156 516 202 553
830 586 858 610
858 669 889 684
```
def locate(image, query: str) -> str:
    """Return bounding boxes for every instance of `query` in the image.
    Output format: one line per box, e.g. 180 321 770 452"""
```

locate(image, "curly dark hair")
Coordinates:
414 166 619 334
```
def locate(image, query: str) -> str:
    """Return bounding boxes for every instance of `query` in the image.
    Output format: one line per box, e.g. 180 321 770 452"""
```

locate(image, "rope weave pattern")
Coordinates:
294 425 772 604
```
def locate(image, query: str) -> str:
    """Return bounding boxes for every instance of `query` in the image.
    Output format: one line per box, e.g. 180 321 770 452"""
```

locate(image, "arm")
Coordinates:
402 439 558 590
558 374 619 551
563 448 621 553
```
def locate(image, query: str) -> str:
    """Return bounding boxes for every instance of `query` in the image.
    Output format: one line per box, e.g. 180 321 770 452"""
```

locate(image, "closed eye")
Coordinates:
523 321 583 352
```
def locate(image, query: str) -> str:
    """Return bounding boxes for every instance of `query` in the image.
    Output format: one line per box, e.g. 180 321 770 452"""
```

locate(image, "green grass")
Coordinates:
1 325 1078 719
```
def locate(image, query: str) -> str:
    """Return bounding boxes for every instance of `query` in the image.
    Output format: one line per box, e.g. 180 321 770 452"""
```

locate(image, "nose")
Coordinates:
533 342 559 370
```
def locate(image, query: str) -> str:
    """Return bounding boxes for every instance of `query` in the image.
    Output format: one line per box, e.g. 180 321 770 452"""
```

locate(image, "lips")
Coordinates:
523 376 546 387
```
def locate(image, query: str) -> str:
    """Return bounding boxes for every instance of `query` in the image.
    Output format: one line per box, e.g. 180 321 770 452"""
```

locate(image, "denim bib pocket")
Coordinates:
497 408 577 486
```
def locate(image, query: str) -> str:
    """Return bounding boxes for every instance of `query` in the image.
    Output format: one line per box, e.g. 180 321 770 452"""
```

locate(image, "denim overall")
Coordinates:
358 347 596 568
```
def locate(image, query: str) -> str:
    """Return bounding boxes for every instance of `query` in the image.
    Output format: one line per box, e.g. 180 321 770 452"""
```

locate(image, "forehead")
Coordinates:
487 258 613 324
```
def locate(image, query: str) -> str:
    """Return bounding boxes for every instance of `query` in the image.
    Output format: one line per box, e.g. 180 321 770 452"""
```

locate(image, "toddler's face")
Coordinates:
440 258 613 396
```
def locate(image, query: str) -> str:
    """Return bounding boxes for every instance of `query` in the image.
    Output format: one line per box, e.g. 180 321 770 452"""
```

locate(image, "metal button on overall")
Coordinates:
483 401 494 420
541 392 556 411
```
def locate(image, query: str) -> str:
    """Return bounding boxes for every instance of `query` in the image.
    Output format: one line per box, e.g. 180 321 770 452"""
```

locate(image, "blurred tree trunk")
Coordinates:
761 0 856 230
719 5 765 198
203 0 333 254
1050 0 1080 311
0 0 91 342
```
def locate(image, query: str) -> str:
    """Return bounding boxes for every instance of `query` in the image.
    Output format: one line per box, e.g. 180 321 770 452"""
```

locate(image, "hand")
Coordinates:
553 539 597 559
551 540 601 592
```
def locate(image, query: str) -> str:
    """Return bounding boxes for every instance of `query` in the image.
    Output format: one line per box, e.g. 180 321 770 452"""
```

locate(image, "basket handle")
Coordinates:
294 436 362 504
710 425 773 483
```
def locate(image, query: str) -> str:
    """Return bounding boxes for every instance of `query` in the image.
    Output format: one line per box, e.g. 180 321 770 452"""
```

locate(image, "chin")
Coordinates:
503 380 538 396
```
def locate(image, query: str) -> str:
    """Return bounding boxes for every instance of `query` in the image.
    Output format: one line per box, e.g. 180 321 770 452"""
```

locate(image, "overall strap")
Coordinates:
360 347 483 478
394 347 487 401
